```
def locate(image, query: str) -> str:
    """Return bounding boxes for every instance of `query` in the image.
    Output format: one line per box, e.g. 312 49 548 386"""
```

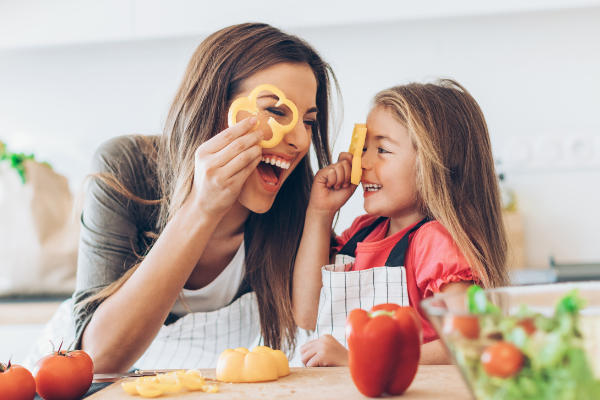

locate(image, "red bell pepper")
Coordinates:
345 303 422 397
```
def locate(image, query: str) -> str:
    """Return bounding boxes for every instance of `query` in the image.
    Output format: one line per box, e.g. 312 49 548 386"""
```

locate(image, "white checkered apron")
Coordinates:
307 217 429 348
24 291 261 371
134 291 260 369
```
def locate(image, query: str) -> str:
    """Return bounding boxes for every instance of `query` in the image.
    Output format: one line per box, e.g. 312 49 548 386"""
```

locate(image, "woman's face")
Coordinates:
234 63 318 214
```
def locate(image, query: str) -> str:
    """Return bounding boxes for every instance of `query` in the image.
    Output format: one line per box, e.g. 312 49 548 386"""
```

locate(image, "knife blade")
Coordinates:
93 371 157 380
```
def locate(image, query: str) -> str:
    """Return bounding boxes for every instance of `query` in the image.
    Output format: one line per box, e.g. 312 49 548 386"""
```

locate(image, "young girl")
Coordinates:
292 79 510 366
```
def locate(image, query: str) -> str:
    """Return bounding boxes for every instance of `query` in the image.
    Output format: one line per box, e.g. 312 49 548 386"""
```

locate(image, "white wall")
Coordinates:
3 0 600 49
1 7 599 268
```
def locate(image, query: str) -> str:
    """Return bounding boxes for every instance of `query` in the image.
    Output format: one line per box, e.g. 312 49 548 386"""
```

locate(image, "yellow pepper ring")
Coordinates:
348 123 367 185
228 84 299 149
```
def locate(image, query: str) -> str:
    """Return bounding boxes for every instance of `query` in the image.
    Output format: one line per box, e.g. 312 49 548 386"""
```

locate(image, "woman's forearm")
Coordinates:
81 200 221 373
292 208 335 330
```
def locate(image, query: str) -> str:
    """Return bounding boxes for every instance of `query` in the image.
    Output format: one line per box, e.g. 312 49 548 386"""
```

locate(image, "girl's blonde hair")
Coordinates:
373 79 509 288
77 23 339 353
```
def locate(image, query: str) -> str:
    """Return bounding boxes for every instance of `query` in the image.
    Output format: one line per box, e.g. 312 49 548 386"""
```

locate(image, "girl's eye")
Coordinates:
378 148 391 154
304 120 316 127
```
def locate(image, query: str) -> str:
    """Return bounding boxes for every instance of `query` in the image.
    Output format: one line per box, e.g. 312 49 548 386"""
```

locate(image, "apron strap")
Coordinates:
338 217 388 257
384 217 430 267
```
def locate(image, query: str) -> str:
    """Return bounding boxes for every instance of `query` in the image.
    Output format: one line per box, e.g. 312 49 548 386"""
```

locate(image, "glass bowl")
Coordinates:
420 282 600 400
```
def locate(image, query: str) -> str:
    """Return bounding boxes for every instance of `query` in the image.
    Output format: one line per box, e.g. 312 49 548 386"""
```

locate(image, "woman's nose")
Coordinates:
282 122 311 151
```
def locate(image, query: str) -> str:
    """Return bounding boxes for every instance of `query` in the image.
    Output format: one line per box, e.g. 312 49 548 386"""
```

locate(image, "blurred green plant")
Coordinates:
0 140 51 184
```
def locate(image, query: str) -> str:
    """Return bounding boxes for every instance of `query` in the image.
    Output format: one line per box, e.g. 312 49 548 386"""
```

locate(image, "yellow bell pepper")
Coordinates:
348 123 367 185
216 346 290 383
228 84 299 149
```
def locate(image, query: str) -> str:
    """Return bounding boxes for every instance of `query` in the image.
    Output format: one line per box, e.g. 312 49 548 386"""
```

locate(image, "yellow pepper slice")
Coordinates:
121 382 139 395
202 385 219 393
135 382 164 398
348 123 367 185
178 373 206 390
216 345 290 383
121 370 214 397
228 84 299 149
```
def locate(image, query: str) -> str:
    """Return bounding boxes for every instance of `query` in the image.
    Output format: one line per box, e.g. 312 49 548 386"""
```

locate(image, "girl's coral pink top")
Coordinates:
332 214 474 343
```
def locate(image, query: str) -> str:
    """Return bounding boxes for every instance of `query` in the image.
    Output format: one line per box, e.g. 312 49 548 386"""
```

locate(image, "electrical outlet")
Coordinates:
496 134 600 173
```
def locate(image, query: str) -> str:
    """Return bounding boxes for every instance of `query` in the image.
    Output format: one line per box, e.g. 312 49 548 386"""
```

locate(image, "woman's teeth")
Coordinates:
364 183 383 192
261 156 291 170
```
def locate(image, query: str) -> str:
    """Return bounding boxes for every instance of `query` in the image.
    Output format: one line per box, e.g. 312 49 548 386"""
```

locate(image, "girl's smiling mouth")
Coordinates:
361 180 383 197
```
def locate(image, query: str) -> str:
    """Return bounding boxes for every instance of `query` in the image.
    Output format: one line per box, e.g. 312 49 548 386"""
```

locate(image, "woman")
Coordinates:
73 23 337 373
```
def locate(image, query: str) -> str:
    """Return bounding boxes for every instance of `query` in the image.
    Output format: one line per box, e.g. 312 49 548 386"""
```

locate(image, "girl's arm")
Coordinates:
292 208 336 330
292 152 355 330
81 118 263 373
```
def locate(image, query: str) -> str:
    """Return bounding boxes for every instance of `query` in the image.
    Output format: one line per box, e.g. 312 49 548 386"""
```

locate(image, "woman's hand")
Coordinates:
308 152 357 216
300 335 349 367
189 117 264 217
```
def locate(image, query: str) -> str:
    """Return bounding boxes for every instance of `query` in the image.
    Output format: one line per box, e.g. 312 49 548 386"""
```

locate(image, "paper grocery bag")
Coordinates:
0 160 79 296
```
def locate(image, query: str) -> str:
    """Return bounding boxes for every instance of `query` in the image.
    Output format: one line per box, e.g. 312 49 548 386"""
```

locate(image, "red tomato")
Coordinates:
33 345 94 400
516 318 536 335
481 341 524 378
443 315 480 339
0 360 37 400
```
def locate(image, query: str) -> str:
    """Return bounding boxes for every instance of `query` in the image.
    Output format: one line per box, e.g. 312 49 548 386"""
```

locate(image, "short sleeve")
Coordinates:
411 221 473 296
73 135 160 349
331 214 378 256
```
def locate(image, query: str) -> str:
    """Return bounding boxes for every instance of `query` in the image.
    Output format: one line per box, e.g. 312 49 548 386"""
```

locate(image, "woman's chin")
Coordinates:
247 199 275 214
237 189 277 214
237 170 283 214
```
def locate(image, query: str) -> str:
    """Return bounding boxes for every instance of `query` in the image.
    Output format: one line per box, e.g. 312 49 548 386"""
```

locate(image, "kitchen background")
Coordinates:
1 0 599 364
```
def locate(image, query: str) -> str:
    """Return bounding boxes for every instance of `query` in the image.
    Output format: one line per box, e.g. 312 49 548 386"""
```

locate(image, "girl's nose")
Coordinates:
361 148 372 170
282 122 311 151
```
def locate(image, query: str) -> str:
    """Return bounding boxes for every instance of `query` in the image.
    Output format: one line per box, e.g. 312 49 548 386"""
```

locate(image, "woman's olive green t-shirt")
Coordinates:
73 135 162 348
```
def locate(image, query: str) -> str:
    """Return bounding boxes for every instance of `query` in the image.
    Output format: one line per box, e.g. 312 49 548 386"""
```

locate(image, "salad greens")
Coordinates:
450 286 600 400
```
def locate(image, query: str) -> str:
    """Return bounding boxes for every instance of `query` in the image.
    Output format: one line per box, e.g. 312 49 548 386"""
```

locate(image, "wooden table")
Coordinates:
88 366 472 399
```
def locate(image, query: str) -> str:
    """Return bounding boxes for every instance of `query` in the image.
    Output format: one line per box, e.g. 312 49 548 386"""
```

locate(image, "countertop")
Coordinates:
87 366 472 400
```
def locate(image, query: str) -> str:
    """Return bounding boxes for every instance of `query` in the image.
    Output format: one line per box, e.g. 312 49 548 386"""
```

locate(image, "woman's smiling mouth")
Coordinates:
256 152 294 191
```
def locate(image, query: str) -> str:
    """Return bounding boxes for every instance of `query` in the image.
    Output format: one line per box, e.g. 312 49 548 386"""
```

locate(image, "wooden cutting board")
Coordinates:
87 365 471 399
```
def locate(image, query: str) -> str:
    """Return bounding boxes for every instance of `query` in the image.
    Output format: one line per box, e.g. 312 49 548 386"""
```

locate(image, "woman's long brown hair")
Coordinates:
77 23 338 353
373 79 509 288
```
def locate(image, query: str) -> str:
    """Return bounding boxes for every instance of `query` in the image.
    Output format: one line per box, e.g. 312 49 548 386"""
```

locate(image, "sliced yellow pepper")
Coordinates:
228 84 299 149
348 123 367 185
216 345 290 383
121 382 139 395
202 385 219 393
135 382 164 398
121 370 214 398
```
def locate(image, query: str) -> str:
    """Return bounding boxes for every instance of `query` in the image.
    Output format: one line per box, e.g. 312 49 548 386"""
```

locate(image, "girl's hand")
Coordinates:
189 117 264 217
300 335 349 367
308 152 357 215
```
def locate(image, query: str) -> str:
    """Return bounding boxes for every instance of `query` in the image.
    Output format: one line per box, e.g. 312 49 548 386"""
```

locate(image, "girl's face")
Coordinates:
361 106 420 219
235 63 318 214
